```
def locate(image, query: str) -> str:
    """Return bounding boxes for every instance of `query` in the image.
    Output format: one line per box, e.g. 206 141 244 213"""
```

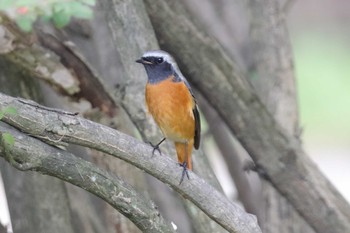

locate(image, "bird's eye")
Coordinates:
156 57 164 64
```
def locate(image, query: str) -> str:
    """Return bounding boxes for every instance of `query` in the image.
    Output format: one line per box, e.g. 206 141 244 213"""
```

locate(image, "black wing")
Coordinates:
183 79 201 149
193 104 201 149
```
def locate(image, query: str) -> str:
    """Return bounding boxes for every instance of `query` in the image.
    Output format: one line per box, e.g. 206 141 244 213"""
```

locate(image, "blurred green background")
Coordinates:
295 32 350 145
290 0 350 201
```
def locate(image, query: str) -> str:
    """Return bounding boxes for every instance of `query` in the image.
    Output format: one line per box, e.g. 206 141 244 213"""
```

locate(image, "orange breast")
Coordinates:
145 77 195 142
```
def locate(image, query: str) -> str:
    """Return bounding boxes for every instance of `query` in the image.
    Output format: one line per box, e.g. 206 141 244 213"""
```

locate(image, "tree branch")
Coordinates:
0 93 261 233
142 1 350 233
0 123 175 233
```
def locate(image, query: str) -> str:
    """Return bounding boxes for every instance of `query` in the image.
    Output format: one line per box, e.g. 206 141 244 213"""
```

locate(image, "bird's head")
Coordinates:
136 50 183 84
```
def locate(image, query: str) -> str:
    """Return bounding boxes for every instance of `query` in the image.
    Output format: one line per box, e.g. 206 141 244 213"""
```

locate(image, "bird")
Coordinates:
136 50 201 183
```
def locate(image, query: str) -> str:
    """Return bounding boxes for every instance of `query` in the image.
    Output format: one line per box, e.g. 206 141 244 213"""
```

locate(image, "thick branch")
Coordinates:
0 123 174 233
142 1 350 233
0 93 260 233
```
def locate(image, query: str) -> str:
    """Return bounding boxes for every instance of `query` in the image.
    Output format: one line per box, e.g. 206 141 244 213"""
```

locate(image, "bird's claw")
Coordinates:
179 162 190 185
148 138 166 156
148 141 162 156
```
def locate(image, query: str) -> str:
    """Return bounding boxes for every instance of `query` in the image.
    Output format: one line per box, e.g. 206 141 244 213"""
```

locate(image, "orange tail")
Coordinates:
175 141 193 170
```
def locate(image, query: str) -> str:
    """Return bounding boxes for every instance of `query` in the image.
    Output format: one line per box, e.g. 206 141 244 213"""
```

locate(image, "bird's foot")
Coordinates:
148 138 166 156
149 142 161 156
179 162 190 185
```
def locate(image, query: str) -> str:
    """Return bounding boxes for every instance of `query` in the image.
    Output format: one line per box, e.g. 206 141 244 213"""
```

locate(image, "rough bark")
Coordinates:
249 0 314 232
142 1 350 233
0 93 261 233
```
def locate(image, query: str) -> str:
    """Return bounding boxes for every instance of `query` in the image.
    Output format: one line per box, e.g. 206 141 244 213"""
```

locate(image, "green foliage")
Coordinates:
16 14 36 31
2 132 15 146
52 2 71 28
0 0 95 31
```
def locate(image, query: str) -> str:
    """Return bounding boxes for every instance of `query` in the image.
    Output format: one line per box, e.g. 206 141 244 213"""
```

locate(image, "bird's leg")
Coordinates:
179 162 190 185
149 138 166 156
179 142 190 184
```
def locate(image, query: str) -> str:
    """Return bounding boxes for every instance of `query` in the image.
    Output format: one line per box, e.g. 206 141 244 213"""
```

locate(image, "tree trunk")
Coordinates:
249 0 315 232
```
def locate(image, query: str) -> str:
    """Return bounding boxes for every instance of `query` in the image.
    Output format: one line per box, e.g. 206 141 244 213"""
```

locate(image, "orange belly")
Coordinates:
145 77 195 143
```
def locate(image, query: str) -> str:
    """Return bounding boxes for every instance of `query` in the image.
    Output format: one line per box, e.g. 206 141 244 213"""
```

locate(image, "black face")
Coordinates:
136 56 175 84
